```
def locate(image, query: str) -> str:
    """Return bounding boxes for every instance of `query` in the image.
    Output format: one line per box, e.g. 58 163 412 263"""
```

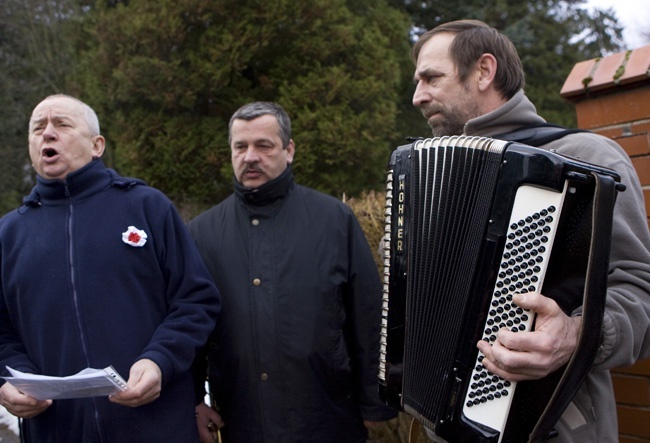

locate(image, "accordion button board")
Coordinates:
462 184 567 437
378 135 621 443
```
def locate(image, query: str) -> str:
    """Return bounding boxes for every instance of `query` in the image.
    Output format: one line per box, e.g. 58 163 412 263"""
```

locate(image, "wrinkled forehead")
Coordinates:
30 97 85 125
231 115 282 141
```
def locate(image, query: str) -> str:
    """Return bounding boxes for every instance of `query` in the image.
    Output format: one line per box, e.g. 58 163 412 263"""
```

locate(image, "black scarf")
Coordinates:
233 165 294 206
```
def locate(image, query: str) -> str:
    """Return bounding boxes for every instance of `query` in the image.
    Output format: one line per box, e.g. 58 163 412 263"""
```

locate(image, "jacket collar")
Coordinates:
234 165 294 206
23 158 145 207
464 89 547 137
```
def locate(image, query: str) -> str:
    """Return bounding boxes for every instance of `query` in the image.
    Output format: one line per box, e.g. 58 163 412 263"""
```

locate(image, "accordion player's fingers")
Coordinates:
476 335 541 382
511 292 581 367
477 292 581 381
511 292 562 318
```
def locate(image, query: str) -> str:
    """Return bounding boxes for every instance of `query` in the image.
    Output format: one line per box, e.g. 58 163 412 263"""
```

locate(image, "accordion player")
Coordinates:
378 136 624 443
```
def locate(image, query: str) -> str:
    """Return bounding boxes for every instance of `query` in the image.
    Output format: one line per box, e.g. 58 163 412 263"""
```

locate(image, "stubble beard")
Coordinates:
423 84 480 138
428 115 465 138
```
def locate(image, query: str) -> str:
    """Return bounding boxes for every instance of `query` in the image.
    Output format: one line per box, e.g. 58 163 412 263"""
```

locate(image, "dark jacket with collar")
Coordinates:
0 158 220 442
189 167 396 443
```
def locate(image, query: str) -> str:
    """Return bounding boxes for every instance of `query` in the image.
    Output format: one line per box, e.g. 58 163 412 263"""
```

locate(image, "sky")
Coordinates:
585 0 650 49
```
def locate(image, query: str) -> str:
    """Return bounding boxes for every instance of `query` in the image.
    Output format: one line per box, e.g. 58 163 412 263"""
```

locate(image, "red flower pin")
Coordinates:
122 226 148 247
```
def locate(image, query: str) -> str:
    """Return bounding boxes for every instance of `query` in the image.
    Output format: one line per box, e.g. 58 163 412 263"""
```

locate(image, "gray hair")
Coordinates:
35 94 101 136
228 102 291 148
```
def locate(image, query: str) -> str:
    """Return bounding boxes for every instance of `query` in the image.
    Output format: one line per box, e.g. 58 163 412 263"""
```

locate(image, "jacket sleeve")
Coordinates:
345 209 398 421
0 217 40 381
0 290 40 382
137 203 222 385
550 133 650 369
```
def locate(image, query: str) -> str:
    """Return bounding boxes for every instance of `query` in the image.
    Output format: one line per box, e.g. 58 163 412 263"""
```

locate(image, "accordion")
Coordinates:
378 136 623 443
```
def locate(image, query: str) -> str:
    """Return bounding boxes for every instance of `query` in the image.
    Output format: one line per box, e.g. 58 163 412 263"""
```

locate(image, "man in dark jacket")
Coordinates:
189 101 396 442
0 94 221 442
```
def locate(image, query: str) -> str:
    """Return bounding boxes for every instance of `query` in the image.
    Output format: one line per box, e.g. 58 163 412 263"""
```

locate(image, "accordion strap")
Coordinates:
409 417 423 443
528 172 618 442
494 123 590 147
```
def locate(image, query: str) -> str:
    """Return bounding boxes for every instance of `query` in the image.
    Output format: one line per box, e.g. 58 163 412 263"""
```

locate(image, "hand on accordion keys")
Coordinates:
476 292 582 382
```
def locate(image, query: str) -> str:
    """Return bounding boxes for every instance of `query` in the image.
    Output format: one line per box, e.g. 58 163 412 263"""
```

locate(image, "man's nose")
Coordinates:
243 147 259 163
42 122 58 141
412 81 429 107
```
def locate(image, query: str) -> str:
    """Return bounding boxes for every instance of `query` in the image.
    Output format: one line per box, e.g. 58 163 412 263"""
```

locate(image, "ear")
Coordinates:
285 139 295 164
476 53 498 92
91 135 106 158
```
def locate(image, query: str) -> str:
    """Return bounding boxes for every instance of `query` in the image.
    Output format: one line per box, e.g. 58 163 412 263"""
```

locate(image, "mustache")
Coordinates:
421 104 442 119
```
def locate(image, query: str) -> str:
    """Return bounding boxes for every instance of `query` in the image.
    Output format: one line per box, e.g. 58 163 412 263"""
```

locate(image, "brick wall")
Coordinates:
561 45 650 442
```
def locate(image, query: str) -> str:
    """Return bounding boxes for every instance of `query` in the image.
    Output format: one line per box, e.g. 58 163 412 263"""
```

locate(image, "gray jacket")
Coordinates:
465 90 650 442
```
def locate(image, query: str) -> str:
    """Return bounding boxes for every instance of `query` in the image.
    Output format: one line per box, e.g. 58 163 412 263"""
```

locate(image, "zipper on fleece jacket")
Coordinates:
64 181 91 367
64 180 106 442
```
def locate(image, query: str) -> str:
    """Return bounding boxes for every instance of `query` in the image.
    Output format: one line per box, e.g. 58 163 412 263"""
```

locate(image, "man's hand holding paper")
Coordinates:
2 365 127 401
0 382 52 419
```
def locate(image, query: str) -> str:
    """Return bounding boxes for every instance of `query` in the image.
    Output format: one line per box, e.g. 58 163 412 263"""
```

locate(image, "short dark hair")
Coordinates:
412 20 525 100
229 102 292 148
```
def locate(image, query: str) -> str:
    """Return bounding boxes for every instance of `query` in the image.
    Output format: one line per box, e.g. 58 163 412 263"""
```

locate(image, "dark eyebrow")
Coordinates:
234 138 275 146
414 68 441 85
254 138 275 145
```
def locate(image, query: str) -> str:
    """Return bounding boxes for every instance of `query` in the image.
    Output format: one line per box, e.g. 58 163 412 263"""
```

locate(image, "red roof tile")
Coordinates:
560 45 650 99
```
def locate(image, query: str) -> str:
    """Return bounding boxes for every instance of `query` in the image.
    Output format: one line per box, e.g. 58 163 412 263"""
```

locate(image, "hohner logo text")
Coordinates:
396 175 405 253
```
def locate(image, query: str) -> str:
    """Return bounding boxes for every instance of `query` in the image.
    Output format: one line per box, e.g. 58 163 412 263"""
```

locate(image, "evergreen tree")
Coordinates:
0 0 627 218
71 0 411 216
0 0 82 215
389 0 623 127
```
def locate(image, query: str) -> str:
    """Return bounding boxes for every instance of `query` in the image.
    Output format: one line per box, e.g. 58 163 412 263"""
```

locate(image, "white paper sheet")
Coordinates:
2 366 127 400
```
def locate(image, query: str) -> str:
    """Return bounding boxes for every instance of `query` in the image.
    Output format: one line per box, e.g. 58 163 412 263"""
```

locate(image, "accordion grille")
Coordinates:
402 136 505 419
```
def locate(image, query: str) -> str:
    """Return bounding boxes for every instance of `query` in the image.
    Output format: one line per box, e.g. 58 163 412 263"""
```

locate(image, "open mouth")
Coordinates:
43 148 58 158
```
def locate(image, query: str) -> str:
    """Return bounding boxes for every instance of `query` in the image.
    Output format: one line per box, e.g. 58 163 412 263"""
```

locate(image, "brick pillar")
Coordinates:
561 45 650 443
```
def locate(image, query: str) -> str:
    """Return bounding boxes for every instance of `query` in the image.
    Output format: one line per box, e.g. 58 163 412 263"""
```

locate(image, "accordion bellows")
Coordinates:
379 136 622 443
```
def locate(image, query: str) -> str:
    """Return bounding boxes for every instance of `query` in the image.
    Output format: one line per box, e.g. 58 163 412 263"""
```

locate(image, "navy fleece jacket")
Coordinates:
0 158 220 442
